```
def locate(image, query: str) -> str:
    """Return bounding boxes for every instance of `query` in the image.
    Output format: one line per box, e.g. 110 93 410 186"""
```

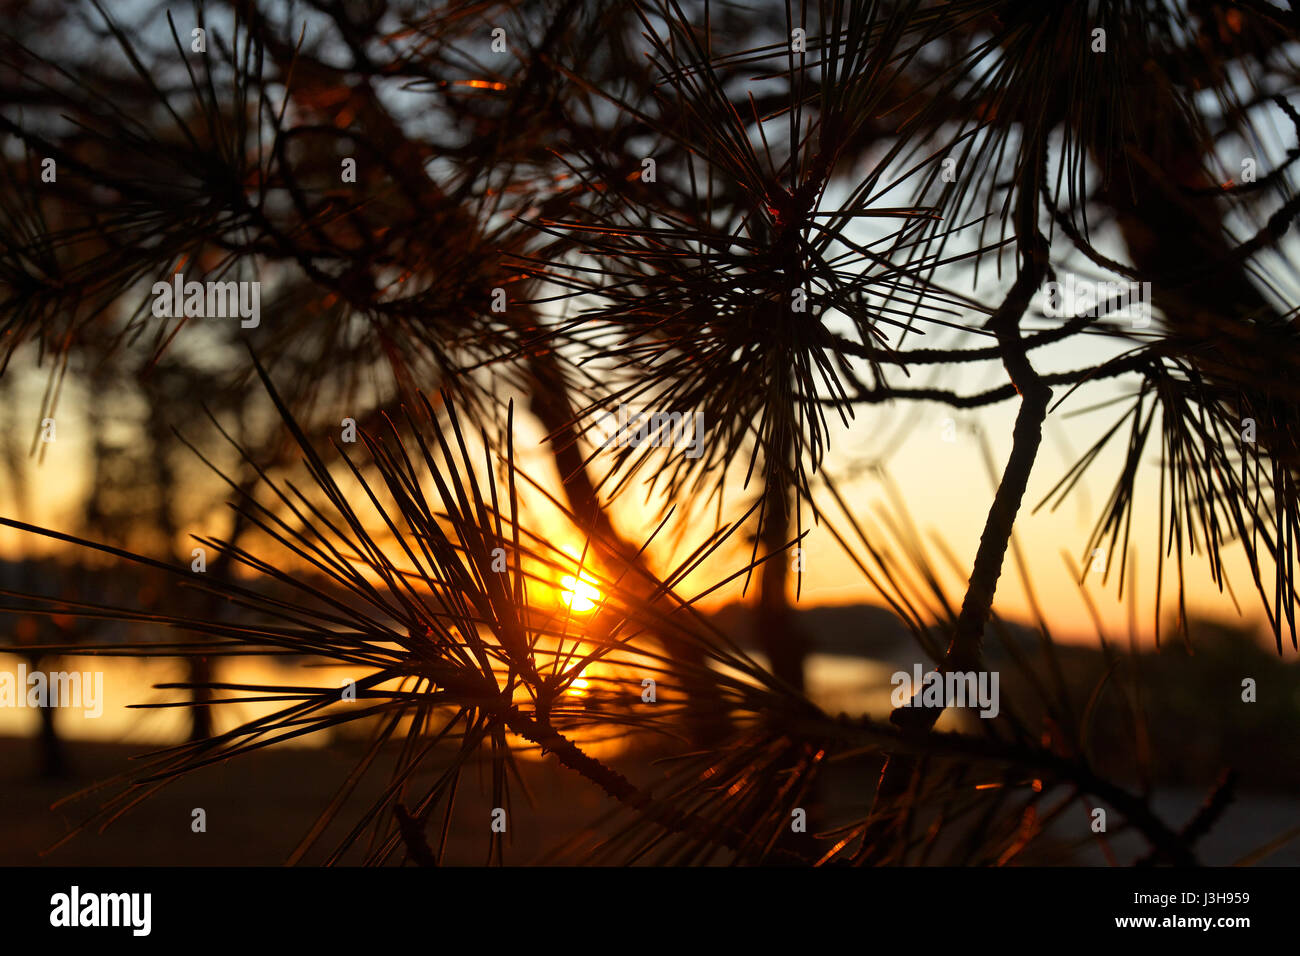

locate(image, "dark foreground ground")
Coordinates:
3 736 1297 866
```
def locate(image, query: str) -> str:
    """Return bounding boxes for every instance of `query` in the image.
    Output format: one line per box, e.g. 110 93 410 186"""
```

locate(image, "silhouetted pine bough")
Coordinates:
0 0 1297 863
0 360 1220 864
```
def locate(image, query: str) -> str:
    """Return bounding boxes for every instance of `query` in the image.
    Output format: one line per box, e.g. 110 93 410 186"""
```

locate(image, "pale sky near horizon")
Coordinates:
0 334 1269 652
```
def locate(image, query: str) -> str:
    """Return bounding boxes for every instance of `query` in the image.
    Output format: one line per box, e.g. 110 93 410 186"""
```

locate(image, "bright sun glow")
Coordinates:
559 573 601 612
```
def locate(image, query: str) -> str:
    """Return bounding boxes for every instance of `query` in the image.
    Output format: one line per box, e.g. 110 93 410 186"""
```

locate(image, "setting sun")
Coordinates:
559 573 601 612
